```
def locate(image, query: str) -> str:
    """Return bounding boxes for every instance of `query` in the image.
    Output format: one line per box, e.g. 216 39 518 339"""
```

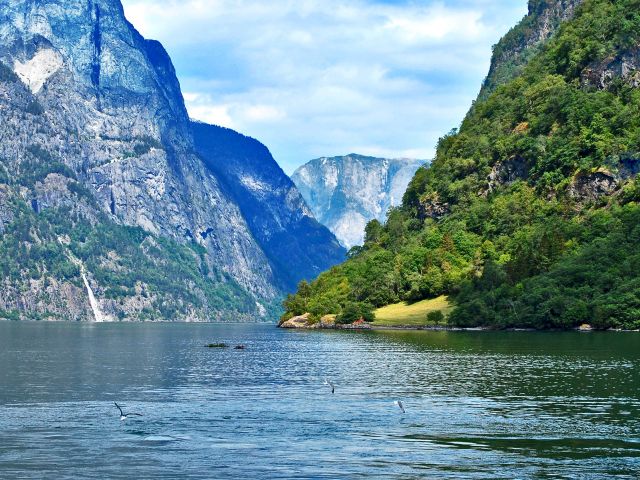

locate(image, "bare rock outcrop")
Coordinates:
568 170 618 202
582 48 640 90
487 156 530 193
279 313 316 329
417 194 450 221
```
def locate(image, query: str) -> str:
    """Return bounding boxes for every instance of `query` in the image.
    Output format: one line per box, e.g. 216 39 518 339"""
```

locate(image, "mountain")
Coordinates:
282 0 640 331
478 0 582 99
0 0 343 321
191 123 345 290
291 155 424 249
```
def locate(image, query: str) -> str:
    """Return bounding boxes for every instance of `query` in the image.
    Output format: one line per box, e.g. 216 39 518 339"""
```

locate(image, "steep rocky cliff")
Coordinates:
0 0 342 321
192 123 345 290
479 0 583 99
291 155 424 249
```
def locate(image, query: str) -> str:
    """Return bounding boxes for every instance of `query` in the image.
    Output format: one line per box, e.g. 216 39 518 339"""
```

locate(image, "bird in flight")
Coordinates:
324 378 335 394
114 402 143 421
395 400 406 414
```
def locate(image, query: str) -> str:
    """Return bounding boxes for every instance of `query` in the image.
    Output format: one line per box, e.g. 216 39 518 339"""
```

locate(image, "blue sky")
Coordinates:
121 0 528 173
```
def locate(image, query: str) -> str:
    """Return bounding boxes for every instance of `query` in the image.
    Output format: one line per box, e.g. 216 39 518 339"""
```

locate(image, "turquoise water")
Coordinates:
0 323 639 479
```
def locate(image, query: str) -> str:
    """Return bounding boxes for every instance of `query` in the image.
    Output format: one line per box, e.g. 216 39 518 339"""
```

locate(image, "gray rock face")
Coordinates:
292 154 425 249
191 123 346 290
479 0 583 99
0 0 278 301
487 156 530 193
582 47 640 90
0 0 345 320
569 171 618 203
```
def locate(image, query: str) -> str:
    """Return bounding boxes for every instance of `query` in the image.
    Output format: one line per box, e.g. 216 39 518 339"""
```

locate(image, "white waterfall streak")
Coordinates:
81 270 105 323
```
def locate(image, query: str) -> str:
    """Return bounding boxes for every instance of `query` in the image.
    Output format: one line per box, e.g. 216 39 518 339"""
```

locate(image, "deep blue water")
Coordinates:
0 322 639 479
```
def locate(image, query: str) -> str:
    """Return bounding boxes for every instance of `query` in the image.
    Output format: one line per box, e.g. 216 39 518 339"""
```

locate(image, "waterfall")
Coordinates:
81 270 105 323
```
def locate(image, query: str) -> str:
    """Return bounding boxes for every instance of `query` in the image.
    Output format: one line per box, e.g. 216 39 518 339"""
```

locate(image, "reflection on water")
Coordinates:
0 323 638 479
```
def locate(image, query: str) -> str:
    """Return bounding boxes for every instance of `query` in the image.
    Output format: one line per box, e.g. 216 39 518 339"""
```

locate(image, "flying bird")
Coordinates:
395 400 406 414
114 402 143 421
324 378 335 394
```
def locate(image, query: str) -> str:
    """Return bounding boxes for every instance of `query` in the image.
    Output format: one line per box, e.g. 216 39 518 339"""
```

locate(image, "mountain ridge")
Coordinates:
0 0 343 321
292 154 424 249
282 0 640 331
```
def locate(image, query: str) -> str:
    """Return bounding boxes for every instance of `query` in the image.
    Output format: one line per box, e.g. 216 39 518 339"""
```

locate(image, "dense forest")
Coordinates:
282 0 640 330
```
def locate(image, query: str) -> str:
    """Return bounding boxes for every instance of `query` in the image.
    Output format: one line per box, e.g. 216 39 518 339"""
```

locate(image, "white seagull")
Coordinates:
324 378 335 394
395 400 406 414
114 402 143 421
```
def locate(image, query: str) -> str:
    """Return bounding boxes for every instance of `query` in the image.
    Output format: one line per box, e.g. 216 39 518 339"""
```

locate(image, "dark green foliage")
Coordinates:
364 219 383 244
336 302 375 324
0 201 80 282
0 309 20 321
427 310 445 325
282 0 640 330
451 205 640 330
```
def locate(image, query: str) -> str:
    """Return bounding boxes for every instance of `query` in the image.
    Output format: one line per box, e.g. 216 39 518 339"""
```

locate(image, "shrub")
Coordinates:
427 310 445 325
336 302 375 324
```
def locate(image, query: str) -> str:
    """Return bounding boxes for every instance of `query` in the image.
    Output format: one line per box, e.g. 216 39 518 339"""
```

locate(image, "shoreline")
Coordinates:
282 322 640 333
370 325 488 331
1 318 638 332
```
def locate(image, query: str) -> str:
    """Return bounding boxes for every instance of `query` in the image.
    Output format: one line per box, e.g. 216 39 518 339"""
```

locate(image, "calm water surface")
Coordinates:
0 322 639 479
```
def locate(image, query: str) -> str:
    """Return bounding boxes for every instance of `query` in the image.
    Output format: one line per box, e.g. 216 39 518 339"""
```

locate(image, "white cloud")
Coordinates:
122 0 528 173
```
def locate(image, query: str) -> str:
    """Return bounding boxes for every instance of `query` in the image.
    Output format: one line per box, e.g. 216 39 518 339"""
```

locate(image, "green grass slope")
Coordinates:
374 296 453 327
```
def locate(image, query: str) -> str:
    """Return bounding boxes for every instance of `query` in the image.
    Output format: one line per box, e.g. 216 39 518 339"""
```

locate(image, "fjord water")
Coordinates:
0 323 638 479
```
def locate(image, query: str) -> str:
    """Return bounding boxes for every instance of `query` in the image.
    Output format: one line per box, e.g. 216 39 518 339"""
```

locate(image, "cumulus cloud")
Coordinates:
121 0 527 173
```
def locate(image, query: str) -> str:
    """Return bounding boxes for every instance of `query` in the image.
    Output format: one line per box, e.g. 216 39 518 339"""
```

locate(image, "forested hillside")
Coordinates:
282 0 640 330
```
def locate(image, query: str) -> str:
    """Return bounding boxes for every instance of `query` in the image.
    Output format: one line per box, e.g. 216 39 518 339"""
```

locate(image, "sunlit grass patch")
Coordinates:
374 296 453 327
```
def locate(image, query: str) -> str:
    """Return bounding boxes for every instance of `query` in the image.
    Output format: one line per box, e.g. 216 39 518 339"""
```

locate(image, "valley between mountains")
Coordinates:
2 0 640 332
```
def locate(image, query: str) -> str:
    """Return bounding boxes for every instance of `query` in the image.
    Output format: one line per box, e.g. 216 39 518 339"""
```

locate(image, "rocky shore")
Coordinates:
278 313 372 330
277 317 637 332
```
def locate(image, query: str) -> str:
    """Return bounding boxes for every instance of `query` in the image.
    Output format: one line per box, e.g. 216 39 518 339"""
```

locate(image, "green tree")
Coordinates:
427 310 445 326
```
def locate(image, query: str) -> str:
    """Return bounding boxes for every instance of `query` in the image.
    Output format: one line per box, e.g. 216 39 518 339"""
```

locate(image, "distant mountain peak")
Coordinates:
292 154 426 249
